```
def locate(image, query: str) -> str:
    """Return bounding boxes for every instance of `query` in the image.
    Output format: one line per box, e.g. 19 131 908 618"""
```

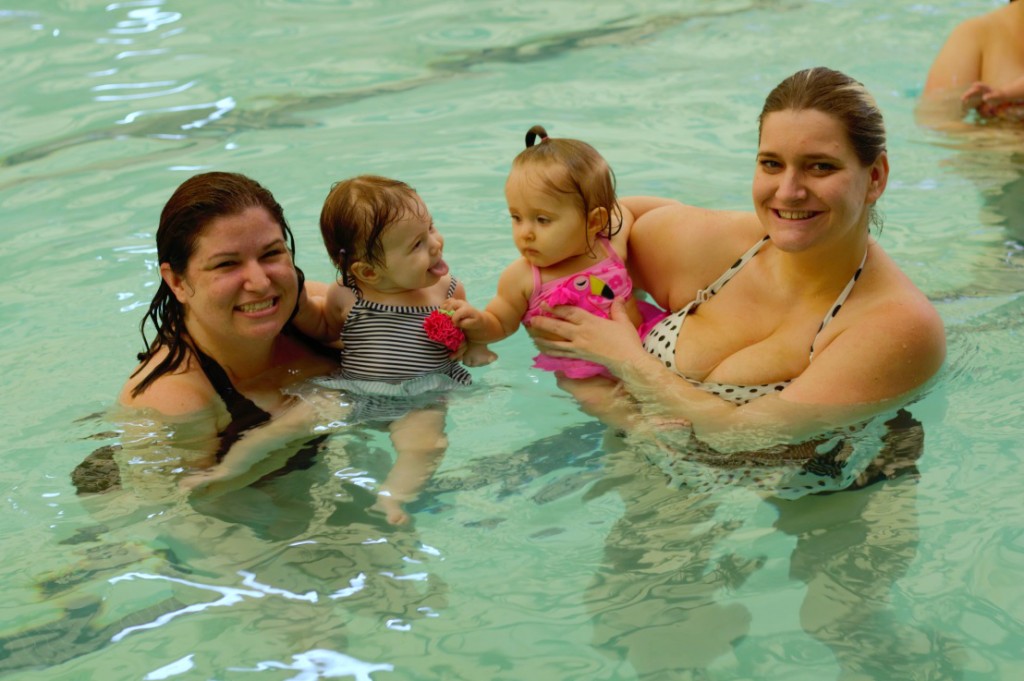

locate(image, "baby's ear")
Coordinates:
349 260 380 285
587 206 609 234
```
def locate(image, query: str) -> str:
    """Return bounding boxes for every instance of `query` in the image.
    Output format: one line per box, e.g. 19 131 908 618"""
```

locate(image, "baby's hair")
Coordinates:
319 175 422 288
512 124 621 240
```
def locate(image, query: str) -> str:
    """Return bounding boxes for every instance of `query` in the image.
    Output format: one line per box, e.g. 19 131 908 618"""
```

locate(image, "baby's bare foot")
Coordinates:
373 492 412 526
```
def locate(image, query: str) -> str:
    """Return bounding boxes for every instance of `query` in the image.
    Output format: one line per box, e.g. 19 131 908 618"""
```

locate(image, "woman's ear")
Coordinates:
160 263 192 303
867 152 889 204
587 206 609 235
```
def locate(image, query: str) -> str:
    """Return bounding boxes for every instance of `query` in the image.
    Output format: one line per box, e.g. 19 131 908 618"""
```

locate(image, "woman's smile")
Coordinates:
236 297 280 315
775 209 820 220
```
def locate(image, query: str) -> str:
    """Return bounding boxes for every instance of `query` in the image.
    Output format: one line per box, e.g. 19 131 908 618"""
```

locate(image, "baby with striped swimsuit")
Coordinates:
294 175 494 525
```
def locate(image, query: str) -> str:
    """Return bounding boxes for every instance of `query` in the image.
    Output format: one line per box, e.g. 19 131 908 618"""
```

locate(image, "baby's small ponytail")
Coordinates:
525 124 550 148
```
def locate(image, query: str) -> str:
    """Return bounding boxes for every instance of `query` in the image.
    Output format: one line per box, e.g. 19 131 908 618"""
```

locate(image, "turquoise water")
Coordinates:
1 0 1023 679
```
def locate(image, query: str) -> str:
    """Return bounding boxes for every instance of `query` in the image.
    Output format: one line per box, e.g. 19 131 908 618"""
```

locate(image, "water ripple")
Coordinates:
107 5 182 35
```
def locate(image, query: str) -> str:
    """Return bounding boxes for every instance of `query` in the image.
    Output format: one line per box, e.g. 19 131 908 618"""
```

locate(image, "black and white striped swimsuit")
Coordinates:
319 277 471 397
641 237 867 405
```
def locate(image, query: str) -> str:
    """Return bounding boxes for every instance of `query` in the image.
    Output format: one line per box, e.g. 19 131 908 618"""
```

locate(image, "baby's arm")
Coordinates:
292 281 354 345
447 259 532 343
451 279 498 367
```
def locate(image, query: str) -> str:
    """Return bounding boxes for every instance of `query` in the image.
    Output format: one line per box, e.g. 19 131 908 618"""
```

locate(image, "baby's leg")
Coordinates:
557 375 641 434
376 407 448 525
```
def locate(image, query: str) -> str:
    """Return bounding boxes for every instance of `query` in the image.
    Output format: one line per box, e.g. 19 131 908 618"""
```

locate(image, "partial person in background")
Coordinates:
919 0 1024 127
917 0 1024 298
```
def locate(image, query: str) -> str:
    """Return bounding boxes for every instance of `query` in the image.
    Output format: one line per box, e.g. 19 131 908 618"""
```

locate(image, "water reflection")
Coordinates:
924 127 1024 298
581 413 967 678
0 434 447 676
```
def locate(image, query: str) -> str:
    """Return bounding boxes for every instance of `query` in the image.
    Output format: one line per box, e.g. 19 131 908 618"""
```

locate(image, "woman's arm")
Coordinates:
529 296 945 451
120 360 216 416
922 19 984 99
626 201 761 310
620 196 684 221
179 396 328 496
917 18 987 130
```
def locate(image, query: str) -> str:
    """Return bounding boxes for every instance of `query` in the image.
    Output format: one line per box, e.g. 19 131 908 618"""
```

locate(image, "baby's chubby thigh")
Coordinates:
389 406 449 458
555 374 639 432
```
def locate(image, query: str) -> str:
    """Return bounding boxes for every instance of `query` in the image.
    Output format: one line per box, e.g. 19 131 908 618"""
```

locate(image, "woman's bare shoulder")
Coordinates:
119 362 215 416
628 202 762 303
636 202 760 246
118 345 218 416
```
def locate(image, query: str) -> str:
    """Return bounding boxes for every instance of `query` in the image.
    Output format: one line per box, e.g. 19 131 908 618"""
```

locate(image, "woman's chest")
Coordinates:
672 295 821 386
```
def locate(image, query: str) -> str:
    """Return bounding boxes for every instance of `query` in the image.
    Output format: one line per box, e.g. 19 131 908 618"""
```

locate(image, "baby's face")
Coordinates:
373 198 449 292
505 166 590 269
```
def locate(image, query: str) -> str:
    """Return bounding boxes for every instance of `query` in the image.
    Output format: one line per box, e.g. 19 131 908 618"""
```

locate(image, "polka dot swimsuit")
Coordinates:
641 236 867 405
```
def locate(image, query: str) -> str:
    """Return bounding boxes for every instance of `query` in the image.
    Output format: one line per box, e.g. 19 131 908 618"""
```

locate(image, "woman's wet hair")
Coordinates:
319 175 422 288
758 67 886 166
131 171 297 397
511 124 621 240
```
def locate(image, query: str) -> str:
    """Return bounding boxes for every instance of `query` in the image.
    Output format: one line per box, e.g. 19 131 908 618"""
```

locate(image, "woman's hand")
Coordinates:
528 300 651 376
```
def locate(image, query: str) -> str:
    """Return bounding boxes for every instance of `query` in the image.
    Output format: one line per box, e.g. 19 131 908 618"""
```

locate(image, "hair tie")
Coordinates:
525 126 550 148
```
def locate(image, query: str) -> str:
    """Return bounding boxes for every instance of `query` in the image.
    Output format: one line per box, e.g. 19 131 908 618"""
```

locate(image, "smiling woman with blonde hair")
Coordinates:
531 67 946 452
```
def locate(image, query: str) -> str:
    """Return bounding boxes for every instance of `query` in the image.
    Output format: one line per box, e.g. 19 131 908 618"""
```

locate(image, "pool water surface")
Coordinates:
1 1 1022 679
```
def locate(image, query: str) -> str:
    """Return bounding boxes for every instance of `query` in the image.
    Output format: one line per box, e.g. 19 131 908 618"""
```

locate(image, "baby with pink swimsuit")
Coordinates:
447 125 665 398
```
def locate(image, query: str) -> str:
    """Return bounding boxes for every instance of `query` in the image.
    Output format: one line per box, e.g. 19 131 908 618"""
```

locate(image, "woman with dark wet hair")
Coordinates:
74 172 337 495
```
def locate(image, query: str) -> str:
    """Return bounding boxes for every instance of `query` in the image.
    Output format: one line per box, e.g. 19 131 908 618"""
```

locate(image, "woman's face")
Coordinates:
162 205 298 346
753 108 886 253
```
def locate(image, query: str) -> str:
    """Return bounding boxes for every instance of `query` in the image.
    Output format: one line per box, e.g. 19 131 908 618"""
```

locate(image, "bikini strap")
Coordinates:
531 262 543 294
693 236 769 306
808 247 868 361
446 275 459 299
192 345 272 461
596 236 622 266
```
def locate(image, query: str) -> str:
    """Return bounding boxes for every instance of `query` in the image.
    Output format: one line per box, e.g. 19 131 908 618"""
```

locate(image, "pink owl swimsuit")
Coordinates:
522 238 666 379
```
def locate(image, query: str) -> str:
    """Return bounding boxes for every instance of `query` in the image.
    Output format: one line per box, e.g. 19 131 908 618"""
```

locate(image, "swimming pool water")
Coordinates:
1 1 1022 679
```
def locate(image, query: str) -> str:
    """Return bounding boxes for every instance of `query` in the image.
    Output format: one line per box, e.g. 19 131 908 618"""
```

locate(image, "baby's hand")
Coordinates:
461 342 498 367
978 86 1024 121
960 82 1021 119
443 299 485 332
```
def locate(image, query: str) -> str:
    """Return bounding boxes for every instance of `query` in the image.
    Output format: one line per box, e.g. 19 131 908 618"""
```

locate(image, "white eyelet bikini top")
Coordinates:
641 236 867 406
